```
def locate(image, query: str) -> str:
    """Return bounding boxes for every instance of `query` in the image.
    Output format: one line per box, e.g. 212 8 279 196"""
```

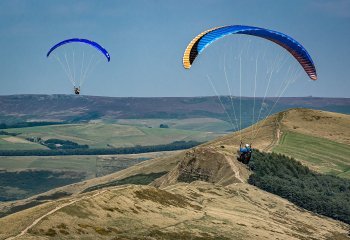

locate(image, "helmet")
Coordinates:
245 144 250 148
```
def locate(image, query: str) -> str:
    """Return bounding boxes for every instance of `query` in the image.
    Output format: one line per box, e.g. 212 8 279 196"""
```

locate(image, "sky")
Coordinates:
0 0 349 98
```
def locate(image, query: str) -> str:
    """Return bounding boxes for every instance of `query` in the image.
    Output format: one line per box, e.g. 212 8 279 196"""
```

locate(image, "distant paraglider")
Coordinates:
47 38 110 95
74 87 80 95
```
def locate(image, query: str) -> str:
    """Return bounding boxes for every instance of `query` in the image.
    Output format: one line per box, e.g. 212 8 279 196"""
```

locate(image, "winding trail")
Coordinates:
5 190 107 240
263 112 285 152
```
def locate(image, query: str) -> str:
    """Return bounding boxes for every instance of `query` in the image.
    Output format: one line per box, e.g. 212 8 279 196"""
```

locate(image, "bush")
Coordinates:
43 139 89 150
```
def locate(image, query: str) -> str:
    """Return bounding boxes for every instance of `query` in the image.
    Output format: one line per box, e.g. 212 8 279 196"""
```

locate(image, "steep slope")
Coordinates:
152 146 249 188
152 110 282 188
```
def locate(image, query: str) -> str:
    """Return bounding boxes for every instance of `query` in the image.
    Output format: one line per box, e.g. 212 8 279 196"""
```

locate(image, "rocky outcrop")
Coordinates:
152 147 249 188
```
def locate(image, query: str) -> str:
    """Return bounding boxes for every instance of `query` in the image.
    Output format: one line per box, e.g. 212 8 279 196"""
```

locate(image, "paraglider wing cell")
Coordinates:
183 25 317 80
47 38 110 62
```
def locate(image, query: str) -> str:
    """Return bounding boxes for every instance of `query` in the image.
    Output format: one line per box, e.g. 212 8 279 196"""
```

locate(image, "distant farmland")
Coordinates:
0 135 48 150
3 120 225 150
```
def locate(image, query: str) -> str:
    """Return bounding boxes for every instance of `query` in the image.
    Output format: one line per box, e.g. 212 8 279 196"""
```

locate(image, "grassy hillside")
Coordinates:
281 108 350 145
1 108 349 239
1 183 348 240
273 131 350 178
270 109 350 179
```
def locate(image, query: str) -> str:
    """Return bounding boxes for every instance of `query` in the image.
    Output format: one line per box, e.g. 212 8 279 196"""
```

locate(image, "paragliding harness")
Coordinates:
237 142 252 164
74 87 80 95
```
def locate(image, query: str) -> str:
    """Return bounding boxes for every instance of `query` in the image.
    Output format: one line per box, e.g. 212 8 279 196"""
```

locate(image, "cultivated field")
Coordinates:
273 131 350 178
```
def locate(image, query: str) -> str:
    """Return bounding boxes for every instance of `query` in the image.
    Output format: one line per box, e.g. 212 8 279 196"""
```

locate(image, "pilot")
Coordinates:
74 87 80 95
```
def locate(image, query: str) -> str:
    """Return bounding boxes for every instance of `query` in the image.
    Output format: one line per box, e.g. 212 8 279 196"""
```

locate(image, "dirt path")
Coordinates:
276 128 281 142
5 190 107 240
263 112 285 152
225 156 244 183
275 112 286 144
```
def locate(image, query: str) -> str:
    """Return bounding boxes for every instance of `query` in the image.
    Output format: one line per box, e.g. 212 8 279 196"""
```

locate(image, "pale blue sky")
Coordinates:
0 0 349 97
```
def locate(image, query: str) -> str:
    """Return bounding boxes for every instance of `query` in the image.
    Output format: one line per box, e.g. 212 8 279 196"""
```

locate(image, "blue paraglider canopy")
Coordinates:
183 25 317 80
47 38 110 62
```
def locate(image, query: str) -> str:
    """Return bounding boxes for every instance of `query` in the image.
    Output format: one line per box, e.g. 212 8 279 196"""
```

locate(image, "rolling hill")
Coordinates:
272 109 350 178
0 108 349 240
0 94 349 125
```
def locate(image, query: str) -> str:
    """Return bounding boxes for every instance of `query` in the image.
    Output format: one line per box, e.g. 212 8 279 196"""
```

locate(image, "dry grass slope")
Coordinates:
1 183 349 240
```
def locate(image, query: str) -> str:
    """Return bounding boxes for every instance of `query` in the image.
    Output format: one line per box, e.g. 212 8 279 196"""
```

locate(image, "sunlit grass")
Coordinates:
273 131 350 179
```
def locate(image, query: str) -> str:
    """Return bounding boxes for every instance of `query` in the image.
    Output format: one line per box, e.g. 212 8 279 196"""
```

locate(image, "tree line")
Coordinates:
248 150 350 224
0 130 19 136
0 121 64 129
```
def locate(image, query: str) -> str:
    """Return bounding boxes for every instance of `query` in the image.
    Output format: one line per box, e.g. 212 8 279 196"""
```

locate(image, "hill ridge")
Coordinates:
1 95 349 124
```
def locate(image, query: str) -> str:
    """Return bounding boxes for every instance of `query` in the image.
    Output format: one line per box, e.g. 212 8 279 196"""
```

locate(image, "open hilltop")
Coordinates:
0 108 349 239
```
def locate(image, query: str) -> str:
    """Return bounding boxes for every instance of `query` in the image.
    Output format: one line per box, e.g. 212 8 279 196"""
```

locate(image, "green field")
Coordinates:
273 131 350 178
0 155 97 173
0 135 48 150
4 122 223 149
114 118 232 132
